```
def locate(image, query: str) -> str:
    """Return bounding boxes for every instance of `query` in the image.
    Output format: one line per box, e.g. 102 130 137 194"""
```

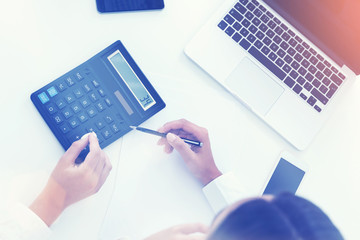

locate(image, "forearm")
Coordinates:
29 178 67 226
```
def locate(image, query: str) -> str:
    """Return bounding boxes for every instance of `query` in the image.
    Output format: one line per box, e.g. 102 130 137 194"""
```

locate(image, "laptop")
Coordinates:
185 0 359 150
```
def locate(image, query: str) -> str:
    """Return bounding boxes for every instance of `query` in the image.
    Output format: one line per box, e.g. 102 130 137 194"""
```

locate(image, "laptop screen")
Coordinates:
264 0 360 75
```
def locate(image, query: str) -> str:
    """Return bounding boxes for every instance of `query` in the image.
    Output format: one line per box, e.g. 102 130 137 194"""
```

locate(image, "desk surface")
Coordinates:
0 0 359 239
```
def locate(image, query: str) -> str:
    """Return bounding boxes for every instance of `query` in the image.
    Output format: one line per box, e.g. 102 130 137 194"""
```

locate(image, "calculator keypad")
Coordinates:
38 69 128 151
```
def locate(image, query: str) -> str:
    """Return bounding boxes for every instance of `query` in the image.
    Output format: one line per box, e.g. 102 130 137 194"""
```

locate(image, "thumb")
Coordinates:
61 134 90 164
166 133 196 160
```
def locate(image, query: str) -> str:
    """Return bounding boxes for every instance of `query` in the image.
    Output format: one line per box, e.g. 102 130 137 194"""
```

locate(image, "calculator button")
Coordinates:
80 98 91 108
65 76 75 86
83 84 92 93
71 103 81 113
78 112 88 123
111 123 120 133
65 93 76 104
56 99 66 109
47 86 58 97
75 72 84 81
69 133 82 143
96 120 106 130
104 115 114 124
38 92 50 104
102 128 112 139
98 89 105 97
87 106 97 118
92 79 100 88
89 92 99 102
57 82 67 92
69 118 80 128
46 104 57 114
86 126 96 133
73 88 84 98
96 102 105 112
104 98 112 106
54 114 63 124
62 109 73 119
59 123 70 134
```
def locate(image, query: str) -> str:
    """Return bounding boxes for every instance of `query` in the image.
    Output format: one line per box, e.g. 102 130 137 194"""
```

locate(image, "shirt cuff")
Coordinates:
7 203 52 240
202 172 249 214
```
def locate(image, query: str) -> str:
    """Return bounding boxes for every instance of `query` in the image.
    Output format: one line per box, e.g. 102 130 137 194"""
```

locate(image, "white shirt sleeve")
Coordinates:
0 203 51 240
202 172 251 214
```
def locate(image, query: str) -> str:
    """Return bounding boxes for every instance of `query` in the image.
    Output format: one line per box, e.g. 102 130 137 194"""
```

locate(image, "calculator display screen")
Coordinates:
108 50 156 110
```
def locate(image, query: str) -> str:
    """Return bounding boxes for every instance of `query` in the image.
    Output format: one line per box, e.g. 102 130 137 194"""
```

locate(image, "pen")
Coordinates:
130 126 203 147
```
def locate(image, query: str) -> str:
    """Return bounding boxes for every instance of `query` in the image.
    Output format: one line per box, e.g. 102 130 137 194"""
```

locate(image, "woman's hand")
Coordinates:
158 119 222 186
145 223 208 240
30 132 112 226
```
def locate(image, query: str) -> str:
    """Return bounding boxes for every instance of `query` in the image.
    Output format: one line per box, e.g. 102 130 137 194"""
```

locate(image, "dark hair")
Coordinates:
208 193 343 240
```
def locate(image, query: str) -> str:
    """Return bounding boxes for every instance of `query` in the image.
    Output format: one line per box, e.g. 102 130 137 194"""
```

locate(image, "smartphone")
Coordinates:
96 0 165 13
261 152 308 195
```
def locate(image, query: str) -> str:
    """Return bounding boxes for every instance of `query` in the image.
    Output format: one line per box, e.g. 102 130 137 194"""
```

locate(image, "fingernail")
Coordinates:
81 133 91 140
91 132 97 138
166 133 176 142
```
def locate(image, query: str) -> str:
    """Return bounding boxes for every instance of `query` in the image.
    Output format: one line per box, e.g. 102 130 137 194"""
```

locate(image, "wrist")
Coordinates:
30 178 67 226
200 168 222 186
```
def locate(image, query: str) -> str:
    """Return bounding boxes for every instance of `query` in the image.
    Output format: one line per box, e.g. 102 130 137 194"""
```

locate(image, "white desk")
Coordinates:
0 0 359 239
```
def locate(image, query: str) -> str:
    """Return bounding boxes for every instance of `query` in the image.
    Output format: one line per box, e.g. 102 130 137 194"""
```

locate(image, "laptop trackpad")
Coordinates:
225 57 284 116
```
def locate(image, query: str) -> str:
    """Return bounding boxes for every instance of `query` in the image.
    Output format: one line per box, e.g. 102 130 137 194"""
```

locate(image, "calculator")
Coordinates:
31 41 166 163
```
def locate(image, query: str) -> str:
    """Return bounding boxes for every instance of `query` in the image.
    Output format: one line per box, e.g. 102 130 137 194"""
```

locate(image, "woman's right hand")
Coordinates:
158 119 222 186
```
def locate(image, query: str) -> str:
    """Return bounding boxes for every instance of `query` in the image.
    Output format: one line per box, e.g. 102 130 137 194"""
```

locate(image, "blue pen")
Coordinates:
130 126 203 147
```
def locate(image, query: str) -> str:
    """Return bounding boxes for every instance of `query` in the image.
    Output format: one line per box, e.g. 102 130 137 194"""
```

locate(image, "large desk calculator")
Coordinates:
31 41 166 162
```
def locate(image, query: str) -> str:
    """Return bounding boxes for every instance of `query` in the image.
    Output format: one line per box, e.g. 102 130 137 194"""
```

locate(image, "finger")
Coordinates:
62 134 90 164
184 234 207 240
177 223 209 234
166 133 197 160
83 133 102 169
164 144 174 154
160 119 207 141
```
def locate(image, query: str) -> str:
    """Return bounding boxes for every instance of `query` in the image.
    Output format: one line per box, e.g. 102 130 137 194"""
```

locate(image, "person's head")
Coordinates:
207 193 343 240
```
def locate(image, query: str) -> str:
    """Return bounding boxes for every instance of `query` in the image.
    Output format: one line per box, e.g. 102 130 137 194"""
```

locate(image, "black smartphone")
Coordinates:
96 0 165 13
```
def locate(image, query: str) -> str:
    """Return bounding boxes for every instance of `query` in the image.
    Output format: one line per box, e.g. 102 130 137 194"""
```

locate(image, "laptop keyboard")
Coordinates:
217 0 346 113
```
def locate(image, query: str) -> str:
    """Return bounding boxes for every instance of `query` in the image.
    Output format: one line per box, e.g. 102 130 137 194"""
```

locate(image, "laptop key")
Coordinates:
235 3 247 14
293 84 303 94
322 77 331 86
254 40 263 49
249 25 257 34
239 39 251 50
262 37 271 46
261 46 271 56
326 84 338 98
273 17 281 25
304 82 312 91
312 79 321 88
246 3 256 11
308 66 317 74
245 12 254 20
290 70 299 80
225 26 235 36
281 32 290 41
314 105 322 112
252 17 261 26
302 50 311 59
270 43 279 52
284 77 296 88
291 61 300 70
259 23 268 32
315 71 324 81
298 67 307 76
240 28 250 37
289 38 297 47
224 15 235 25
248 46 286 80
295 44 304 53
274 26 283 35
259 5 267 12
280 23 288 31
324 68 332 77
282 64 291 73
230 9 244 22
287 47 296 57
277 49 286 58
294 53 303 62
338 72 346 80
311 88 328 105
284 55 292 64
307 96 317 106
280 42 289 51
275 58 285 68
297 76 306 85
241 19 251 28
316 62 325 71
300 93 307 100
309 56 318 65
254 8 262 17
330 74 343 86
232 32 242 42
233 22 242 31
305 73 314 82
267 20 276 29
256 31 265 40
247 34 256 43
288 30 295 37
319 85 328 94
218 20 228 30
260 15 270 23
301 59 310 69
268 52 277 61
